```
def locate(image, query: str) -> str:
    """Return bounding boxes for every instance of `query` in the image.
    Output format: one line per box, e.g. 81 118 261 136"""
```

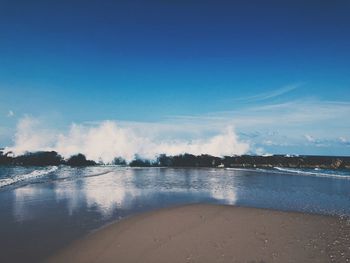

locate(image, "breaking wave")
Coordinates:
273 167 350 180
0 166 58 188
225 167 350 180
6 117 250 163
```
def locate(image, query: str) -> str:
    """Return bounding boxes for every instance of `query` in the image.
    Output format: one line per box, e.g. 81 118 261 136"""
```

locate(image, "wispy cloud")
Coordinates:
169 98 350 153
303 134 350 148
174 99 350 129
7 110 14 118
305 134 316 143
229 83 302 103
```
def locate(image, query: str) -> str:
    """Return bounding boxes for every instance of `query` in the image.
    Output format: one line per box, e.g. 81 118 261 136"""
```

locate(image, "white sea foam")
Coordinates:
6 117 250 163
225 166 350 180
0 166 58 188
273 167 350 180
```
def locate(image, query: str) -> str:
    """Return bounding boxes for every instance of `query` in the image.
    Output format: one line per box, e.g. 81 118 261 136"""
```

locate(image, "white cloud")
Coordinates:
338 137 348 143
7 110 14 117
305 134 316 143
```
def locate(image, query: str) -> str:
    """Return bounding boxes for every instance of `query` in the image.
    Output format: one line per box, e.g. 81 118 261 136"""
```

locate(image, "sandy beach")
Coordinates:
47 204 349 263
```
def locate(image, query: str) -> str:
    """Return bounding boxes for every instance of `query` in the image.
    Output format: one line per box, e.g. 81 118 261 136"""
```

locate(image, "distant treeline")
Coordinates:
132 154 350 169
1 150 350 169
0 151 95 166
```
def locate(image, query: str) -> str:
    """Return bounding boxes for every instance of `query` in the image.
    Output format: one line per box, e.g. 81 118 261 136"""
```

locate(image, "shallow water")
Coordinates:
0 166 349 262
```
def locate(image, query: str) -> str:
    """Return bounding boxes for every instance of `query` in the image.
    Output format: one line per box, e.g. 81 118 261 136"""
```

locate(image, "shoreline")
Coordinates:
1 164 350 171
2 150 350 170
46 204 349 263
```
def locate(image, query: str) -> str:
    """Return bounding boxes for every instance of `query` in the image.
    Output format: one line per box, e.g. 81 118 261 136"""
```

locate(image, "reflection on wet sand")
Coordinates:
11 167 350 225
12 168 240 222
13 186 44 222
3 166 350 263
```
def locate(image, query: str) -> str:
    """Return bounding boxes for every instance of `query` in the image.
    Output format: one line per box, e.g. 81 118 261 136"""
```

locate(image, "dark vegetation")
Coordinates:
0 150 349 169
154 154 350 169
129 158 152 167
112 157 127 165
0 150 96 167
65 153 96 166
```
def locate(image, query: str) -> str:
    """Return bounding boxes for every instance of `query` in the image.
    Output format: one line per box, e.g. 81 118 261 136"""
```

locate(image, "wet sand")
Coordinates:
47 204 349 263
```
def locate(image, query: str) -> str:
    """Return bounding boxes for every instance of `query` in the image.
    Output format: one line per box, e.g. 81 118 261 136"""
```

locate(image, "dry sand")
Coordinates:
47 204 349 263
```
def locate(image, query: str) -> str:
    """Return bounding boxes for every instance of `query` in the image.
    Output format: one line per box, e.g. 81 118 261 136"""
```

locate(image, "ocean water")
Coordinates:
0 166 349 262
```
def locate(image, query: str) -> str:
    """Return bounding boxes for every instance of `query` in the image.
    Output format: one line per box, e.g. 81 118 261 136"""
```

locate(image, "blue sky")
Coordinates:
1 0 350 157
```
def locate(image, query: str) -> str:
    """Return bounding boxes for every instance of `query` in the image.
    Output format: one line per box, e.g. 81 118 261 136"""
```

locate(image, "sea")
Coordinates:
0 166 349 262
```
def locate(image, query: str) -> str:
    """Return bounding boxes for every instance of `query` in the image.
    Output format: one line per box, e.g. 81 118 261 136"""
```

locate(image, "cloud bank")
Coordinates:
6 116 250 163
173 99 350 149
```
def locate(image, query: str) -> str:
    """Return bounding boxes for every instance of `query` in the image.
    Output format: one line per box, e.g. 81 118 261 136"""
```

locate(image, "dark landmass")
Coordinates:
0 150 96 167
65 153 96 166
0 149 349 169
137 153 350 169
